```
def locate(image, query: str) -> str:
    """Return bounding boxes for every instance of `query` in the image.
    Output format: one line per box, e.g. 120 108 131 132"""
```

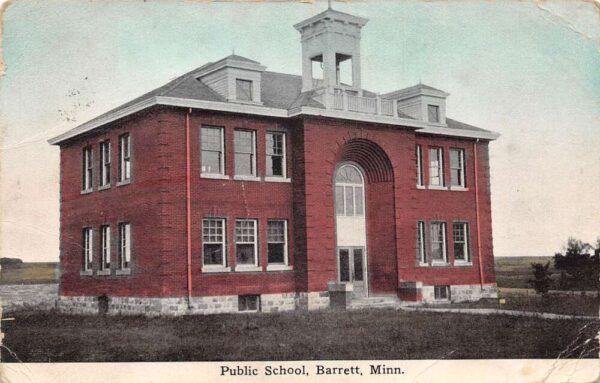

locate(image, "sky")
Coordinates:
1 0 599 262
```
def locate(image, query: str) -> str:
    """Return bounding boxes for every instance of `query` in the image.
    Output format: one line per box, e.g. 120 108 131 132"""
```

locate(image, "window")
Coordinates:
417 221 426 264
201 126 224 175
202 218 226 267
235 219 258 267
100 141 111 187
238 295 260 312
450 148 466 188
82 147 93 191
100 225 111 272
334 165 364 216
82 228 93 272
453 222 470 263
416 145 424 187
236 79 253 101
118 223 131 270
434 285 450 300
234 130 256 176
267 220 287 265
119 133 131 182
429 147 444 187
430 222 447 263
266 132 286 177
428 105 440 123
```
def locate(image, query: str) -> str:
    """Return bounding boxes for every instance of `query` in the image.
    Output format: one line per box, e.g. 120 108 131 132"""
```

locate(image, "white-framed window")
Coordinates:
236 79 253 101
201 126 225 175
416 145 424 187
118 133 131 182
235 219 258 267
453 222 470 263
100 141 111 187
429 147 444 187
450 148 466 188
267 220 288 265
82 147 93 191
100 225 111 272
334 165 364 216
238 295 260 312
202 218 226 267
434 285 450 300
266 132 286 178
82 227 93 272
417 221 426 264
234 130 256 176
118 222 131 270
428 104 440 123
430 222 447 263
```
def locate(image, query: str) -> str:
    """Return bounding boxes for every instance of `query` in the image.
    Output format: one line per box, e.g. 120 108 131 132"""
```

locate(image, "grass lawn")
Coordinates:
1 309 598 362
426 290 599 317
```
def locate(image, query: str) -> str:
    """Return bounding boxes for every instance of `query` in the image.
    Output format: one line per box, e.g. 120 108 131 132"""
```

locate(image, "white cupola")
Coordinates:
294 8 368 93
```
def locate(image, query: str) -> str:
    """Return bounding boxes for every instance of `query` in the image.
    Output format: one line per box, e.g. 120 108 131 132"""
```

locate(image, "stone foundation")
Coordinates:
57 291 329 316
421 284 498 303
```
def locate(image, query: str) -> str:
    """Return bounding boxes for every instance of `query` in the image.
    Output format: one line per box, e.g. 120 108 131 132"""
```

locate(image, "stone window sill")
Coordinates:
416 262 429 267
202 266 231 273
431 262 450 267
233 175 261 182
453 261 473 267
450 186 468 192
98 184 111 191
80 189 93 195
80 270 93 276
201 173 230 180
264 177 291 183
116 179 131 187
234 265 262 272
266 264 293 272
97 269 111 276
428 185 447 191
115 268 131 276
416 184 425 190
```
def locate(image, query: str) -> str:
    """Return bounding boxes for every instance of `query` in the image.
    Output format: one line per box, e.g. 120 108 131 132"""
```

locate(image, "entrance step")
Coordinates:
348 295 402 310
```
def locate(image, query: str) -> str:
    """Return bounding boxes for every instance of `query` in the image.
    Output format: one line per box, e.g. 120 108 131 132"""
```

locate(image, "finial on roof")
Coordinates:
328 0 332 10
232 48 235 55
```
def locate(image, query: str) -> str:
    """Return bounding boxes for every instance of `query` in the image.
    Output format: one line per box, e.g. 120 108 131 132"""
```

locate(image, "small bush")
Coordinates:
529 262 552 294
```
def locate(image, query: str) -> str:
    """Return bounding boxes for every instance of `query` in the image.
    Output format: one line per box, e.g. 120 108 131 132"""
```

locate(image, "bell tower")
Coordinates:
294 7 368 92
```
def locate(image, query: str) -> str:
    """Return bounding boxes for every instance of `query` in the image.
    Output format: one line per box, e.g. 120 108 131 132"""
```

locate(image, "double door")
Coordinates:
337 247 367 297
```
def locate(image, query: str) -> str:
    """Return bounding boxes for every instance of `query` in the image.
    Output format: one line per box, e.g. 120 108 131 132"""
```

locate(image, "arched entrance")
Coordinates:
334 163 368 297
333 138 397 297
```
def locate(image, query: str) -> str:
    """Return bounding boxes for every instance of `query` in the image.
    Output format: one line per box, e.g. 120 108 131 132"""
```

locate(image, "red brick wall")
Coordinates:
58 106 496 299
59 107 297 298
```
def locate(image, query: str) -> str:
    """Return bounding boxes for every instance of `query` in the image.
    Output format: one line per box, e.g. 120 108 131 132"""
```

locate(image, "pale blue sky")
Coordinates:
1 0 599 261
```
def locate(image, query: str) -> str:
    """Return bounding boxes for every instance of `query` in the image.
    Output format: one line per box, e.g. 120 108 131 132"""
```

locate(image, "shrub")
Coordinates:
529 262 552 294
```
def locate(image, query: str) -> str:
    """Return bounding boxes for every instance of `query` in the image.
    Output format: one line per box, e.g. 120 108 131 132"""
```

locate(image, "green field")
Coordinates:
494 256 556 289
0 262 58 284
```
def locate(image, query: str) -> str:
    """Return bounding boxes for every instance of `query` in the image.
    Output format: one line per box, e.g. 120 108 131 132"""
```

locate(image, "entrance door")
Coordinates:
334 164 368 297
337 247 366 297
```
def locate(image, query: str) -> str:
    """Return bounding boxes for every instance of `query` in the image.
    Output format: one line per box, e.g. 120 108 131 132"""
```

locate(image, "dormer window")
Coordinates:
236 79 253 101
428 105 440 123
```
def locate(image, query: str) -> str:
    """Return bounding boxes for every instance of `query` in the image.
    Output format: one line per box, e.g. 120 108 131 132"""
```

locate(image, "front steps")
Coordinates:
347 295 403 310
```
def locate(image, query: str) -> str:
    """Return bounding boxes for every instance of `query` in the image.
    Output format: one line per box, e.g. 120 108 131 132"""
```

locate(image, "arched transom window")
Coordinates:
335 164 365 216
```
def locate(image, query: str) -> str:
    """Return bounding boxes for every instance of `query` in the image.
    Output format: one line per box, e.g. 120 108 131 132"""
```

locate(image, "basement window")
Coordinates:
434 285 450 301
238 295 260 312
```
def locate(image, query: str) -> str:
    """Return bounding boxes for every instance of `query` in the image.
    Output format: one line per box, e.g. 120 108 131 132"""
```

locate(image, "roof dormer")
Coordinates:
382 84 449 125
195 55 266 104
